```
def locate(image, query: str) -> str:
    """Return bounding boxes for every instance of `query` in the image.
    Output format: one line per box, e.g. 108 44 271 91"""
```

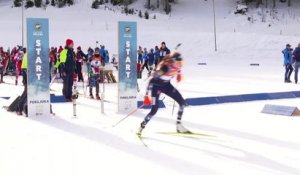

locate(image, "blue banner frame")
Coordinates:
27 18 50 117
118 21 137 113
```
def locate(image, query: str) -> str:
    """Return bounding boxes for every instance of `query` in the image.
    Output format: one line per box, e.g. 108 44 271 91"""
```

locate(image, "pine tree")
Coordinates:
34 0 42 8
146 0 151 9
67 0 74 6
45 0 50 5
58 0 65 8
14 0 22 7
162 0 171 14
124 6 129 14
138 10 143 18
92 0 99 9
144 11 149 19
51 0 56 6
26 0 35 8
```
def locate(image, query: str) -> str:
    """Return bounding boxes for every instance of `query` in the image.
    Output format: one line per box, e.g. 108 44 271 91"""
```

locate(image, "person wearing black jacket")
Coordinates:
293 43 300 84
76 46 87 82
159 42 170 63
61 39 76 102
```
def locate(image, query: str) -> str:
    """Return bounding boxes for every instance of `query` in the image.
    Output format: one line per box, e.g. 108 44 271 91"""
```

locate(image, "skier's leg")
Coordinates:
288 64 294 81
163 83 190 133
164 84 186 121
89 85 93 98
138 85 160 135
141 62 146 72
65 74 73 100
154 59 158 68
78 63 83 82
295 63 299 83
64 74 70 100
145 62 150 72
285 65 289 81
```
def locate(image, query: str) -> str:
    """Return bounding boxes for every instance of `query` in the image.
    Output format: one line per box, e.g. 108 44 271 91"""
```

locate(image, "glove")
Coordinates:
143 96 152 106
176 74 183 83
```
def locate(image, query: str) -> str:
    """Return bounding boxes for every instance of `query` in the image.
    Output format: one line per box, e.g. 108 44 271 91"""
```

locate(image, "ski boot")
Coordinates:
96 95 101 100
176 121 192 134
90 94 94 99
137 122 146 137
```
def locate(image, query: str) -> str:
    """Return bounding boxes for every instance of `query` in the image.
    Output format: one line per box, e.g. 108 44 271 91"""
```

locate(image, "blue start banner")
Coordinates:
118 21 137 113
27 18 50 117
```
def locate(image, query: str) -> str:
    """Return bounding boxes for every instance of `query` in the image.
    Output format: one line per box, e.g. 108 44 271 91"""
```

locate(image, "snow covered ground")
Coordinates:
1 74 300 175
1 0 300 174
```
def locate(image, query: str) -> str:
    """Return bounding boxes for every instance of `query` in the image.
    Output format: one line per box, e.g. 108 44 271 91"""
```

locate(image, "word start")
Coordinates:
125 41 131 78
35 40 42 80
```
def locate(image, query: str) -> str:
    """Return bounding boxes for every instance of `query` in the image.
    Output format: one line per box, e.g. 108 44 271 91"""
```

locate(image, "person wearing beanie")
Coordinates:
159 42 170 64
76 46 87 82
137 51 190 137
60 39 76 102
66 39 73 47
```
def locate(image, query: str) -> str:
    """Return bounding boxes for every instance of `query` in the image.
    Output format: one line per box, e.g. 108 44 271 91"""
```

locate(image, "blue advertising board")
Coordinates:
118 21 137 113
27 18 50 117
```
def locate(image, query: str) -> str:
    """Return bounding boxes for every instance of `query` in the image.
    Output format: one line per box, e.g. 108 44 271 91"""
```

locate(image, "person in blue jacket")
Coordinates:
100 45 106 65
138 46 143 64
293 43 300 84
282 44 294 83
154 46 160 68
141 48 150 73
105 49 109 63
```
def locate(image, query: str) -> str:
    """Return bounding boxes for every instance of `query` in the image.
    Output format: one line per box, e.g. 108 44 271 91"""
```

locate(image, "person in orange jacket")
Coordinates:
137 51 190 136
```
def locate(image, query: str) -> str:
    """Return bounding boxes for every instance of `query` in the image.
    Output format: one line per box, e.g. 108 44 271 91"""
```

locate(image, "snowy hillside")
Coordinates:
1 0 300 65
